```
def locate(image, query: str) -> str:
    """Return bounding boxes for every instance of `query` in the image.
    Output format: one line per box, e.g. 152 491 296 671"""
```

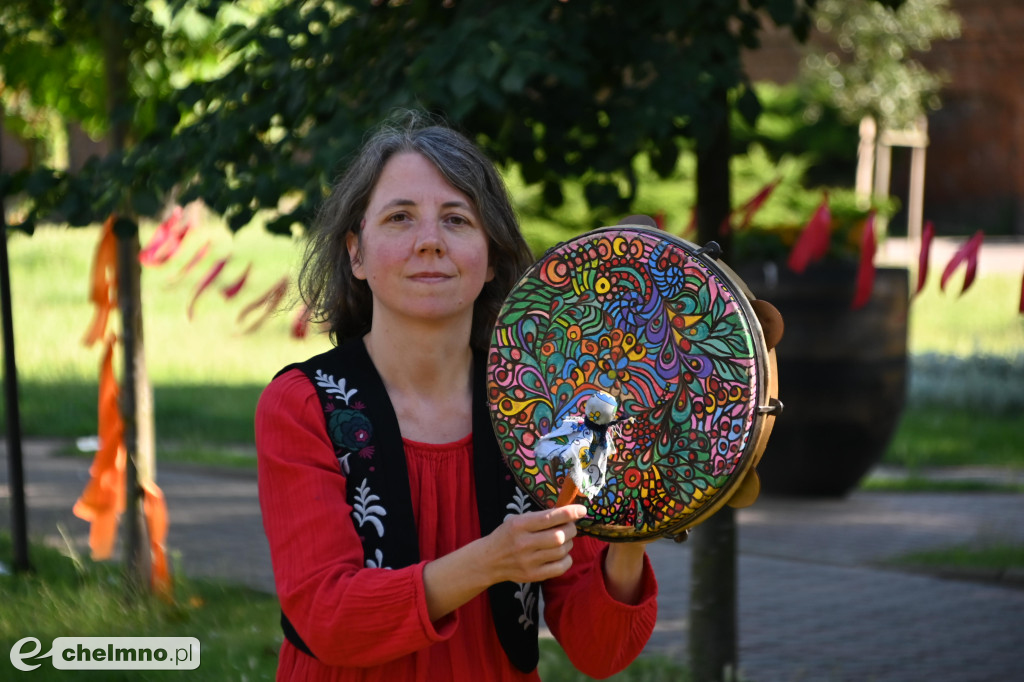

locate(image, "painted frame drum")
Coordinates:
487 225 782 541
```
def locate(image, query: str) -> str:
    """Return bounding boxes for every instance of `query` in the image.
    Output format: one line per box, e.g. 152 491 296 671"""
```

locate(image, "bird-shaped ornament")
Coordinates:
535 391 632 505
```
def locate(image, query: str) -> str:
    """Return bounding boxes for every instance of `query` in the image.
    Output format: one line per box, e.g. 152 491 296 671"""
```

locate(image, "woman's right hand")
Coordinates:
422 504 587 622
482 504 588 584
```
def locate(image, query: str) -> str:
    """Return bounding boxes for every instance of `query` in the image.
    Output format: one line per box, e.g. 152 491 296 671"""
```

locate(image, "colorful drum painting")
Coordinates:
487 226 774 541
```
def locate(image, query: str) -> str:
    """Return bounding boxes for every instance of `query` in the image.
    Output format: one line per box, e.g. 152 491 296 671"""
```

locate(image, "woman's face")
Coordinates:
348 152 494 332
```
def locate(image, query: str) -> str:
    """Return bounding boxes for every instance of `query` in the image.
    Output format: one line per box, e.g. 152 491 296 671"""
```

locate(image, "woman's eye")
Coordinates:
387 212 410 223
445 214 471 227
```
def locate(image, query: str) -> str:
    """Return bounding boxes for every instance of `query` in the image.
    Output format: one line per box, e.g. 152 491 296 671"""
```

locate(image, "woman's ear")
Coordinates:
347 224 366 280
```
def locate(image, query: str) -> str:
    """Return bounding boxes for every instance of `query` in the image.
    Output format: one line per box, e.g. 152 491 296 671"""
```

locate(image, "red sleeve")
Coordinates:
255 369 458 667
541 535 658 678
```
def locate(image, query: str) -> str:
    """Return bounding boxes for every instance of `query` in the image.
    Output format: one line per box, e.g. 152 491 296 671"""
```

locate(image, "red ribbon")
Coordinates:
733 179 780 233
786 193 831 274
139 206 190 267
167 239 212 287
291 303 313 339
238 276 290 333
851 212 877 310
914 220 935 297
187 256 230 319
221 262 252 299
940 230 984 296
1019 270 1024 315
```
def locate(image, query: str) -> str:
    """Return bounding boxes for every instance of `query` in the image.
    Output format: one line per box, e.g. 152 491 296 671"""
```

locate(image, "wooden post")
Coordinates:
855 116 876 209
875 118 929 276
690 511 738 682
905 117 929 265
873 135 893 238
0 126 32 573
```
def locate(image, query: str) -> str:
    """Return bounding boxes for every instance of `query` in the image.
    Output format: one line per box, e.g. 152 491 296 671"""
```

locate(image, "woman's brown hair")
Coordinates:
298 111 535 351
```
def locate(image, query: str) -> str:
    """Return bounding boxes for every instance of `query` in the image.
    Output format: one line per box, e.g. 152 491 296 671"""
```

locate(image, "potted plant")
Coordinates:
723 154 909 497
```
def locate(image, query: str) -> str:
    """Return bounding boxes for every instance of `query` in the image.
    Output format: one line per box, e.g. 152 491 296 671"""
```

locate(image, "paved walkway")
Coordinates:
3 440 1024 681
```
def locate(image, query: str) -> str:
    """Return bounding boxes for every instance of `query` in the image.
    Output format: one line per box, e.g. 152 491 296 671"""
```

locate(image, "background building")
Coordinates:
743 0 1024 236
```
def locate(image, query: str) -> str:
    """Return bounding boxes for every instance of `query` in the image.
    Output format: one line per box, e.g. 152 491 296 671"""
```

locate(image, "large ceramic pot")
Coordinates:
734 261 909 497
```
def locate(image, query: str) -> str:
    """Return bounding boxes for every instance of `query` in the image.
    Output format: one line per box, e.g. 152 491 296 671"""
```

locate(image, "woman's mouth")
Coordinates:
410 271 453 283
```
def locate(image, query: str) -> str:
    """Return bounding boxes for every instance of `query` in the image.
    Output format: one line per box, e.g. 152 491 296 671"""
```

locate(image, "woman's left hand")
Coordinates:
602 541 651 605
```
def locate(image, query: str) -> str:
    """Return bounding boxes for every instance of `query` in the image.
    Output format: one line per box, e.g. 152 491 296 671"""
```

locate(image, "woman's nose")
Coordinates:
415 220 446 255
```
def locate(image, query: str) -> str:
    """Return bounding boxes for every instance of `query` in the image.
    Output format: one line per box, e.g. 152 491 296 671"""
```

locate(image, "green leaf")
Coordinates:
228 207 255 232
766 0 797 26
130 189 162 219
450 63 478 99
649 140 680 178
583 182 621 211
542 180 564 208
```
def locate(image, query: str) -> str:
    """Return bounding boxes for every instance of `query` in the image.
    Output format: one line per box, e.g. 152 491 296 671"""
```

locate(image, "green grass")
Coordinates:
882 268 1024 473
859 475 1024 494
883 406 1024 469
886 542 1024 575
906 272 1024 358
1 534 687 681
4 219 331 447
4 207 1022 471
6 220 327 385
0 534 281 680
539 641 691 682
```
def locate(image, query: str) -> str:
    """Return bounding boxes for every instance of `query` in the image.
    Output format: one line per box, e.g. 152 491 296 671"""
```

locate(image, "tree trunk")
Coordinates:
695 95 733 255
689 83 738 682
102 2 155 596
116 229 155 594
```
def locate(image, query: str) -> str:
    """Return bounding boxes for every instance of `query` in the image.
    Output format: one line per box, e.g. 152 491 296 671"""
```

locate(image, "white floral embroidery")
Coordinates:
505 486 537 629
352 478 386 538
365 548 391 570
337 452 351 476
314 370 357 404
504 487 533 520
514 582 537 629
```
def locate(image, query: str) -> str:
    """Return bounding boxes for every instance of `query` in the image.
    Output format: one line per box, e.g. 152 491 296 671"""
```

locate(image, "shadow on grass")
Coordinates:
1 533 689 682
0 533 281 681
2 381 265 446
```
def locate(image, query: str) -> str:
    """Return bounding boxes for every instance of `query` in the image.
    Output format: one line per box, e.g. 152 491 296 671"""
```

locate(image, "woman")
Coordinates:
256 113 657 681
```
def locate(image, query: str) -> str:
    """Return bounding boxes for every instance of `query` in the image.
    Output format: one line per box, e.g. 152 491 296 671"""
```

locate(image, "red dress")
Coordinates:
256 370 658 682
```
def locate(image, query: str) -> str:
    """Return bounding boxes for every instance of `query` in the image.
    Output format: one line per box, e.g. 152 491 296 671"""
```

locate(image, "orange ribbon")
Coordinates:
142 479 172 599
82 216 118 347
76 221 173 598
72 336 126 559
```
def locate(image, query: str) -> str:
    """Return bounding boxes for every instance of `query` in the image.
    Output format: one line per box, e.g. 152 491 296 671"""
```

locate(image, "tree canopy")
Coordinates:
3 0 905 235
801 0 960 131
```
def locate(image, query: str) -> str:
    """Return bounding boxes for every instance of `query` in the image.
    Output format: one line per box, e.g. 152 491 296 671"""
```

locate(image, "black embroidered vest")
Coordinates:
275 338 541 672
